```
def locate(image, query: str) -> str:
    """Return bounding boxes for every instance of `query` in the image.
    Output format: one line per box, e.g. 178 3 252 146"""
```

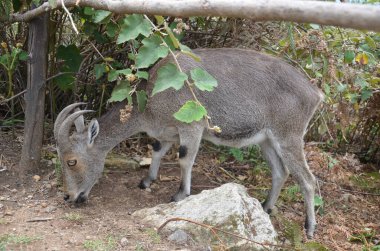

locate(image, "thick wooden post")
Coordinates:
19 12 49 170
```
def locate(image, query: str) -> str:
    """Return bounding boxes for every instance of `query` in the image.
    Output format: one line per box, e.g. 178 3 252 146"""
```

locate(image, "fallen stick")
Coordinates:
27 217 54 222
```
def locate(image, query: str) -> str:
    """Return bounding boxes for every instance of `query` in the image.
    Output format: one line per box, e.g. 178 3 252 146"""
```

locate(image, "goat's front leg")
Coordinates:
171 128 203 202
139 140 173 189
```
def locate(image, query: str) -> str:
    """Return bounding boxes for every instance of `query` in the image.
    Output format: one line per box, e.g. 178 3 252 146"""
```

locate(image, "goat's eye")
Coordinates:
67 160 77 167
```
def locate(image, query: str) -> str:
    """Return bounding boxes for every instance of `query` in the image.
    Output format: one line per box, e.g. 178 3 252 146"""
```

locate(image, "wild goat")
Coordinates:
54 48 323 238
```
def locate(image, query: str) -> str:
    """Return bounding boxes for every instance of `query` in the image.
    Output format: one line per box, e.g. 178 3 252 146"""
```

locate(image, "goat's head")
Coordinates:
54 103 104 204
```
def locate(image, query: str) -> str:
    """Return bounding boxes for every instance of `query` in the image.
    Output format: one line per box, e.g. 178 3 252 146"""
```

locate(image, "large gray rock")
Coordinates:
133 183 277 250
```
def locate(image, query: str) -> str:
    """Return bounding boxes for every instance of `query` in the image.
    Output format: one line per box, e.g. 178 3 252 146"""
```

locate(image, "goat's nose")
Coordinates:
63 194 70 201
75 192 87 204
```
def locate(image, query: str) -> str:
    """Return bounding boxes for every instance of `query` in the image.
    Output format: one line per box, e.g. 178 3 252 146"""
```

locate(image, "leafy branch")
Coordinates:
142 15 221 132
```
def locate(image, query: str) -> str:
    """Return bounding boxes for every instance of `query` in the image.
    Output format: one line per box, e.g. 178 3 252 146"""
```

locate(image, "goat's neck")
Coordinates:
95 103 141 153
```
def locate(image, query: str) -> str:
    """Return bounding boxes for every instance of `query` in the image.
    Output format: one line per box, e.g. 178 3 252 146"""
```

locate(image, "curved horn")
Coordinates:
57 110 94 147
54 103 86 140
74 108 85 133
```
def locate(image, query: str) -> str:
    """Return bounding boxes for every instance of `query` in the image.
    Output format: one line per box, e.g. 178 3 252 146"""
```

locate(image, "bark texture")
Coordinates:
2 0 380 32
19 12 49 170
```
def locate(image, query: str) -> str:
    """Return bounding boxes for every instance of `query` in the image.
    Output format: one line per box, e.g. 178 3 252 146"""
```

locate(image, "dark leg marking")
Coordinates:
261 201 272 214
170 182 190 202
152 140 161 152
179 145 187 158
138 179 149 189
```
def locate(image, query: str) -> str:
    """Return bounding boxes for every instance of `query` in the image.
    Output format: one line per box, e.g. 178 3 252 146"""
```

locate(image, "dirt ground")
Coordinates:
0 129 379 251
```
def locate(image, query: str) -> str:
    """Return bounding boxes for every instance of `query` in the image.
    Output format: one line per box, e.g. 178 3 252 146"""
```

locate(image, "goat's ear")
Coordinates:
87 119 99 146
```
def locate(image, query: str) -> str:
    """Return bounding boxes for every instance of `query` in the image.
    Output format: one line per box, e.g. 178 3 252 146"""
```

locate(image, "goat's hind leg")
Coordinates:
279 139 317 239
171 127 203 202
260 139 289 214
139 140 173 189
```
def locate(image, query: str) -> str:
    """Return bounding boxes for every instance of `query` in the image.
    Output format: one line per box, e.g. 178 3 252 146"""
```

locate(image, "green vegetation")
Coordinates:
83 235 117 251
0 234 41 251
64 212 83 223
143 228 161 244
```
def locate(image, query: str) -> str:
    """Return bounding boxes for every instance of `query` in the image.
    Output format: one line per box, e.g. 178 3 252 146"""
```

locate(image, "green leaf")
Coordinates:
154 15 165 25
152 63 187 96
354 76 369 88
32 0 41 6
108 69 118 82
56 45 82 72
84 7 95 15
136 71 149 80
108 80 132 103
229 148 244 162
344 50 355 64
309 23 320 29
190 68 218 91
117 14 152 44
164 23 180 49
117 68 132 76
173 101 207 123
94 64 107 80
361 89 372 101
0 54 10 67
93 10 112 23
106 22 118 38
135 35 169 68
337 84 347 93
365 35 377 50
18 51 28 61
12 0 22 12
48 0 57 8
55 73 75 91
180 44 201 62
137 90 148 112
314 195 324 207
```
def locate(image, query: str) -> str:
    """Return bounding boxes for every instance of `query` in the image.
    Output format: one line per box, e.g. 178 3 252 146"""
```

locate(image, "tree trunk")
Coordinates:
19 12 49 170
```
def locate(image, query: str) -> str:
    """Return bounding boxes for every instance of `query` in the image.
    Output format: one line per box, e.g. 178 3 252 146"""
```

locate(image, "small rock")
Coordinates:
139 157 152 167
33 175 41 182
51 181 58 187
41 202 48 208
10 189 17 193
269 206 279 216
45 206 57 213
145 188 152 193
27 195 33 199
150 183 159 189
5 211 14 216
47 160 53 166
45 184 52 189
342 193 355 203
168 229 189 244
0 197 5 201
85 236 91 240
0 203 3 209
120 237 128 247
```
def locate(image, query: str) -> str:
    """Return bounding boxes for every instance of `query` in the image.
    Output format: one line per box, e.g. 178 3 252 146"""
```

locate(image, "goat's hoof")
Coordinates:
261 201 273 214
305 219 316 239
170 192 189 202
138 178 151 189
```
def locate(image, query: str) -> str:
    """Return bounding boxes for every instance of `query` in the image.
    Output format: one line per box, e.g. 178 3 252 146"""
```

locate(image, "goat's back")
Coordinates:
143 48 323 139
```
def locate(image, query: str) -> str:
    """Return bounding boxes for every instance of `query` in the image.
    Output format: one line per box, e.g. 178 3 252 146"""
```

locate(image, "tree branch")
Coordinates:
1 0 380 32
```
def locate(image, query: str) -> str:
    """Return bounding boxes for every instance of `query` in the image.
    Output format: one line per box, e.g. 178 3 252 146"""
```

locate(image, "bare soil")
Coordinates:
0 129 379 251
